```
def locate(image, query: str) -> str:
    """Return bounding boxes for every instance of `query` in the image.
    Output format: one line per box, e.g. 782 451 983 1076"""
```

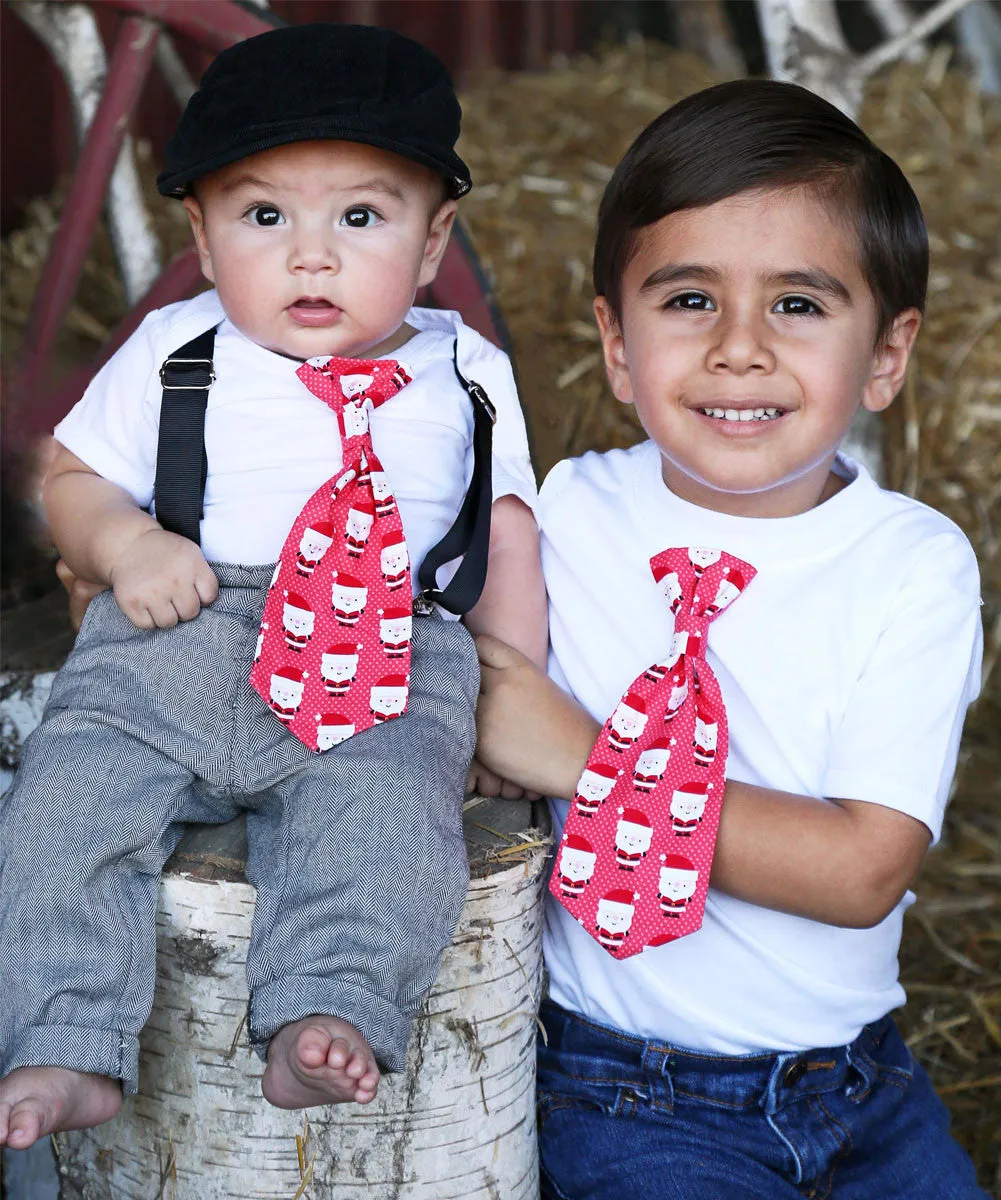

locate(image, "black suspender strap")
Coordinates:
153 327 217 545
152 328 496 614
415 341 496 617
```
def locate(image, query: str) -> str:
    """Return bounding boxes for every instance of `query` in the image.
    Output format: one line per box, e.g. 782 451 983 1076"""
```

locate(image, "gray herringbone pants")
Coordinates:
0 565 477 1094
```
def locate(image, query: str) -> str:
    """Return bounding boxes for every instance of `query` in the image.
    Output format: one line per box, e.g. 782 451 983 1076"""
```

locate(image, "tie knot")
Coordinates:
650 546 755 629
295 356 413 432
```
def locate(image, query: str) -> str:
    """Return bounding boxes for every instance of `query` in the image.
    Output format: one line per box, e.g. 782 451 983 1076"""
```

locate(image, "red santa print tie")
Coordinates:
551 546 756 959
250 357 414 751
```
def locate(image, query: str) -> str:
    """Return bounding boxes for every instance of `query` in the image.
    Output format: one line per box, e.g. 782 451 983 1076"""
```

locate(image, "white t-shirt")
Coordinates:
541 439 983 1054
55 290 537 601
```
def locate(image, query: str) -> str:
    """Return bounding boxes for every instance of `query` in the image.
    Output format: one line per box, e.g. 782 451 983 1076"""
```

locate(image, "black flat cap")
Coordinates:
157 23 471 199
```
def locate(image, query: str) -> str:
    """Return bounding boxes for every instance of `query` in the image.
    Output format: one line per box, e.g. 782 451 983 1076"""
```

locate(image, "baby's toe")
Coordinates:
297 1027 333 1069
8 1104 43 1149
325 1038 353 1071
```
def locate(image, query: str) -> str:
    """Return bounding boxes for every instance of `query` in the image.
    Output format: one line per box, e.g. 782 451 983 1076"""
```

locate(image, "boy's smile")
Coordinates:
183 140 456 362
595 187 920 517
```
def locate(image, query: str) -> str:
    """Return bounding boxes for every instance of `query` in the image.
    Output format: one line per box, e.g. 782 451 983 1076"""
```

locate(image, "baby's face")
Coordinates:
184 141 456 361
594 186 919 517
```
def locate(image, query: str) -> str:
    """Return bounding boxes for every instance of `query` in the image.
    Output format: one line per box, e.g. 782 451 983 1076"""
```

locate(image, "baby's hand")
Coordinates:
109 528 218 629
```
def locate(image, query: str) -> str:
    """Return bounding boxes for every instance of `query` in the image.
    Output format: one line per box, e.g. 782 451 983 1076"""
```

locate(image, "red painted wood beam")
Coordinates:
17 15 159 396
14 247 205 451
99 0 274 52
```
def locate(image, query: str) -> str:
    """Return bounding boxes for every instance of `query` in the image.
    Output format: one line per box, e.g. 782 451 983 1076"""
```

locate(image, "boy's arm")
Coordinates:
474 635 932 930
463 496 547 798
44 441 218 628
464 495 548 667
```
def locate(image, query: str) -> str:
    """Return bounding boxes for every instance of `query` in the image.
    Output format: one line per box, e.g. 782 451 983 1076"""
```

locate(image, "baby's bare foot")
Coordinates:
0 1066 121 1150
262 1015 380 1108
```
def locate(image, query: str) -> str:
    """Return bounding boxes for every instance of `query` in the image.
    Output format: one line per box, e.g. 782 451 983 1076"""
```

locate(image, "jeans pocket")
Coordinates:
537 1087 606 1133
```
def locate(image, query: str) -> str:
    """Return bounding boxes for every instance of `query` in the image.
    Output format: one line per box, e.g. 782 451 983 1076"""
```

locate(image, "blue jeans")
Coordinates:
537 1000 988 1200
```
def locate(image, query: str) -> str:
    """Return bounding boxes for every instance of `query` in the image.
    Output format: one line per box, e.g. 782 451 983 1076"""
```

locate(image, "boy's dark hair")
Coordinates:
594 79 928 342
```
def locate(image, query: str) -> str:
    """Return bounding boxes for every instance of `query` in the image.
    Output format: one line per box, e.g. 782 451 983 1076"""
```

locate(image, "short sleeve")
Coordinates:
455 324 538 514
53 311 164 507
822 532 983 841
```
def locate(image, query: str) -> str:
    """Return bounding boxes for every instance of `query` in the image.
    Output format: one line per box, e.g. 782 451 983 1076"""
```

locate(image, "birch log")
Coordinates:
50 801 550 1200
753 0 976 481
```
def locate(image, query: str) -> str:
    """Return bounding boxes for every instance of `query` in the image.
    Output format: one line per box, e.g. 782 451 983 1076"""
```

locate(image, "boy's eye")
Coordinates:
341 206 381 229
247 205 284 227
667 292 715 312
774 294 820 316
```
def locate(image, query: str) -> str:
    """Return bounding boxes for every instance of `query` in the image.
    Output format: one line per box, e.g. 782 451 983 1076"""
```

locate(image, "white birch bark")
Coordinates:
753 0 975 480
13 1 161 305
54 846 548 1199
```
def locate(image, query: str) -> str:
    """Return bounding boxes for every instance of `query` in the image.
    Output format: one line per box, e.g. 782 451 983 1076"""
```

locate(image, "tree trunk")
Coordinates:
49 804 550 1200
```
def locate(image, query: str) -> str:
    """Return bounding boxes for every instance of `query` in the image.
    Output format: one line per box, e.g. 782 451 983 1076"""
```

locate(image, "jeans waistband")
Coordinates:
538 1000 897 1115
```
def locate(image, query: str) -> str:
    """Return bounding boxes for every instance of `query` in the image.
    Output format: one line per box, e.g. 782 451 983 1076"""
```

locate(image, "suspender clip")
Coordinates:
467 380 496 424
412 590 442 617
159 358 216 390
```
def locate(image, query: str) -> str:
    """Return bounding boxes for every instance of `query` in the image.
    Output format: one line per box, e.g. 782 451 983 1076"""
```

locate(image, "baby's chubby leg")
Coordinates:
0 1067 121 1149
262 1016 380 1107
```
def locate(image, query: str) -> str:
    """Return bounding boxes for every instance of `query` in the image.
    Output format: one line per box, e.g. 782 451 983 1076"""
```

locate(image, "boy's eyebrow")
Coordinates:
639 263 852 304
763 269 852 304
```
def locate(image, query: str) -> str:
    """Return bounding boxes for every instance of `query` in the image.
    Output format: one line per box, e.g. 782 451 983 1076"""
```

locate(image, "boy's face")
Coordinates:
184 140 456 361
595 187 920 516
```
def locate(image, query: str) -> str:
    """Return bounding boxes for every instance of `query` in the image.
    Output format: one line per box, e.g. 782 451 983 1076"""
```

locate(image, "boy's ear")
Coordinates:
593 296 635 406
416 199 458 288
182 195 215 284
862 308 921 413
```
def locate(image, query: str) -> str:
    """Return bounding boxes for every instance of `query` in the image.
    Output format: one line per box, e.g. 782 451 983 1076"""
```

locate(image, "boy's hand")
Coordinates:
109 528 218 629
465 756 539 801
474 635 599 800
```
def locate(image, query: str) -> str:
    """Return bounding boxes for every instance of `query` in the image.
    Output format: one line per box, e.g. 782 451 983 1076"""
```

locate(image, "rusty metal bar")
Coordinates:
18 14 159 396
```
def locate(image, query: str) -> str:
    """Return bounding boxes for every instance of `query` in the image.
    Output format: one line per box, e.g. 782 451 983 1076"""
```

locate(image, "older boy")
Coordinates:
0 24 545 1148
474 80 986 1198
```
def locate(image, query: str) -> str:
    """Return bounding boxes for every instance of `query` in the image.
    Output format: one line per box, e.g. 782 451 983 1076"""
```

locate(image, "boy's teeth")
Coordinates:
699 406 782 422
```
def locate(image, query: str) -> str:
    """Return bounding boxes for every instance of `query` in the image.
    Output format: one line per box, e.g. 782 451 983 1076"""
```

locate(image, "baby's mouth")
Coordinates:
288 297 342 326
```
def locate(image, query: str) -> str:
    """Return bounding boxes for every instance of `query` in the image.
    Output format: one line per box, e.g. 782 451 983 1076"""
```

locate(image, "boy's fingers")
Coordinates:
474 634 523 670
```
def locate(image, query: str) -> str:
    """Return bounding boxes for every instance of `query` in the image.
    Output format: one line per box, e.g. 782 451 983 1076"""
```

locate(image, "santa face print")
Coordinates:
596 898 635 943
381 542 409 582
614 815 653 867
270 674 304 713
659 570 683 612
331 579 367 624
575 767 618 815
609 699 648 750
317 719 355 751
593 187 909 518
658 863 699 914
664 672 688 721
633 743 671 790
670 788 707 832
370 683 407 721
694 713 719 766
345 506 375 553
297 525 334 571
321 648 360 693
371 470 396 516
282 601 315 645
689 547 721 574
379 613 413 655
558 844 597 891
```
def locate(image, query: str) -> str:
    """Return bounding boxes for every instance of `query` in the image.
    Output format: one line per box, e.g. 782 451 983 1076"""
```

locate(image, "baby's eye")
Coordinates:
341 206 381 229
774 294 820 316
667 292 715 312
246 205 284 227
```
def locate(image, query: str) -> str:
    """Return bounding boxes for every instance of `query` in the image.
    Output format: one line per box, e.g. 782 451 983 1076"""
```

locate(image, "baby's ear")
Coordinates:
182 195 215 284
417 199 458 288
594 297 635 406
862 308 921 413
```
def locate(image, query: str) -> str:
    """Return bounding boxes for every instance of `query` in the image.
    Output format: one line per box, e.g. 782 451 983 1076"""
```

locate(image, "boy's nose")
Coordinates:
706 312 775 375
